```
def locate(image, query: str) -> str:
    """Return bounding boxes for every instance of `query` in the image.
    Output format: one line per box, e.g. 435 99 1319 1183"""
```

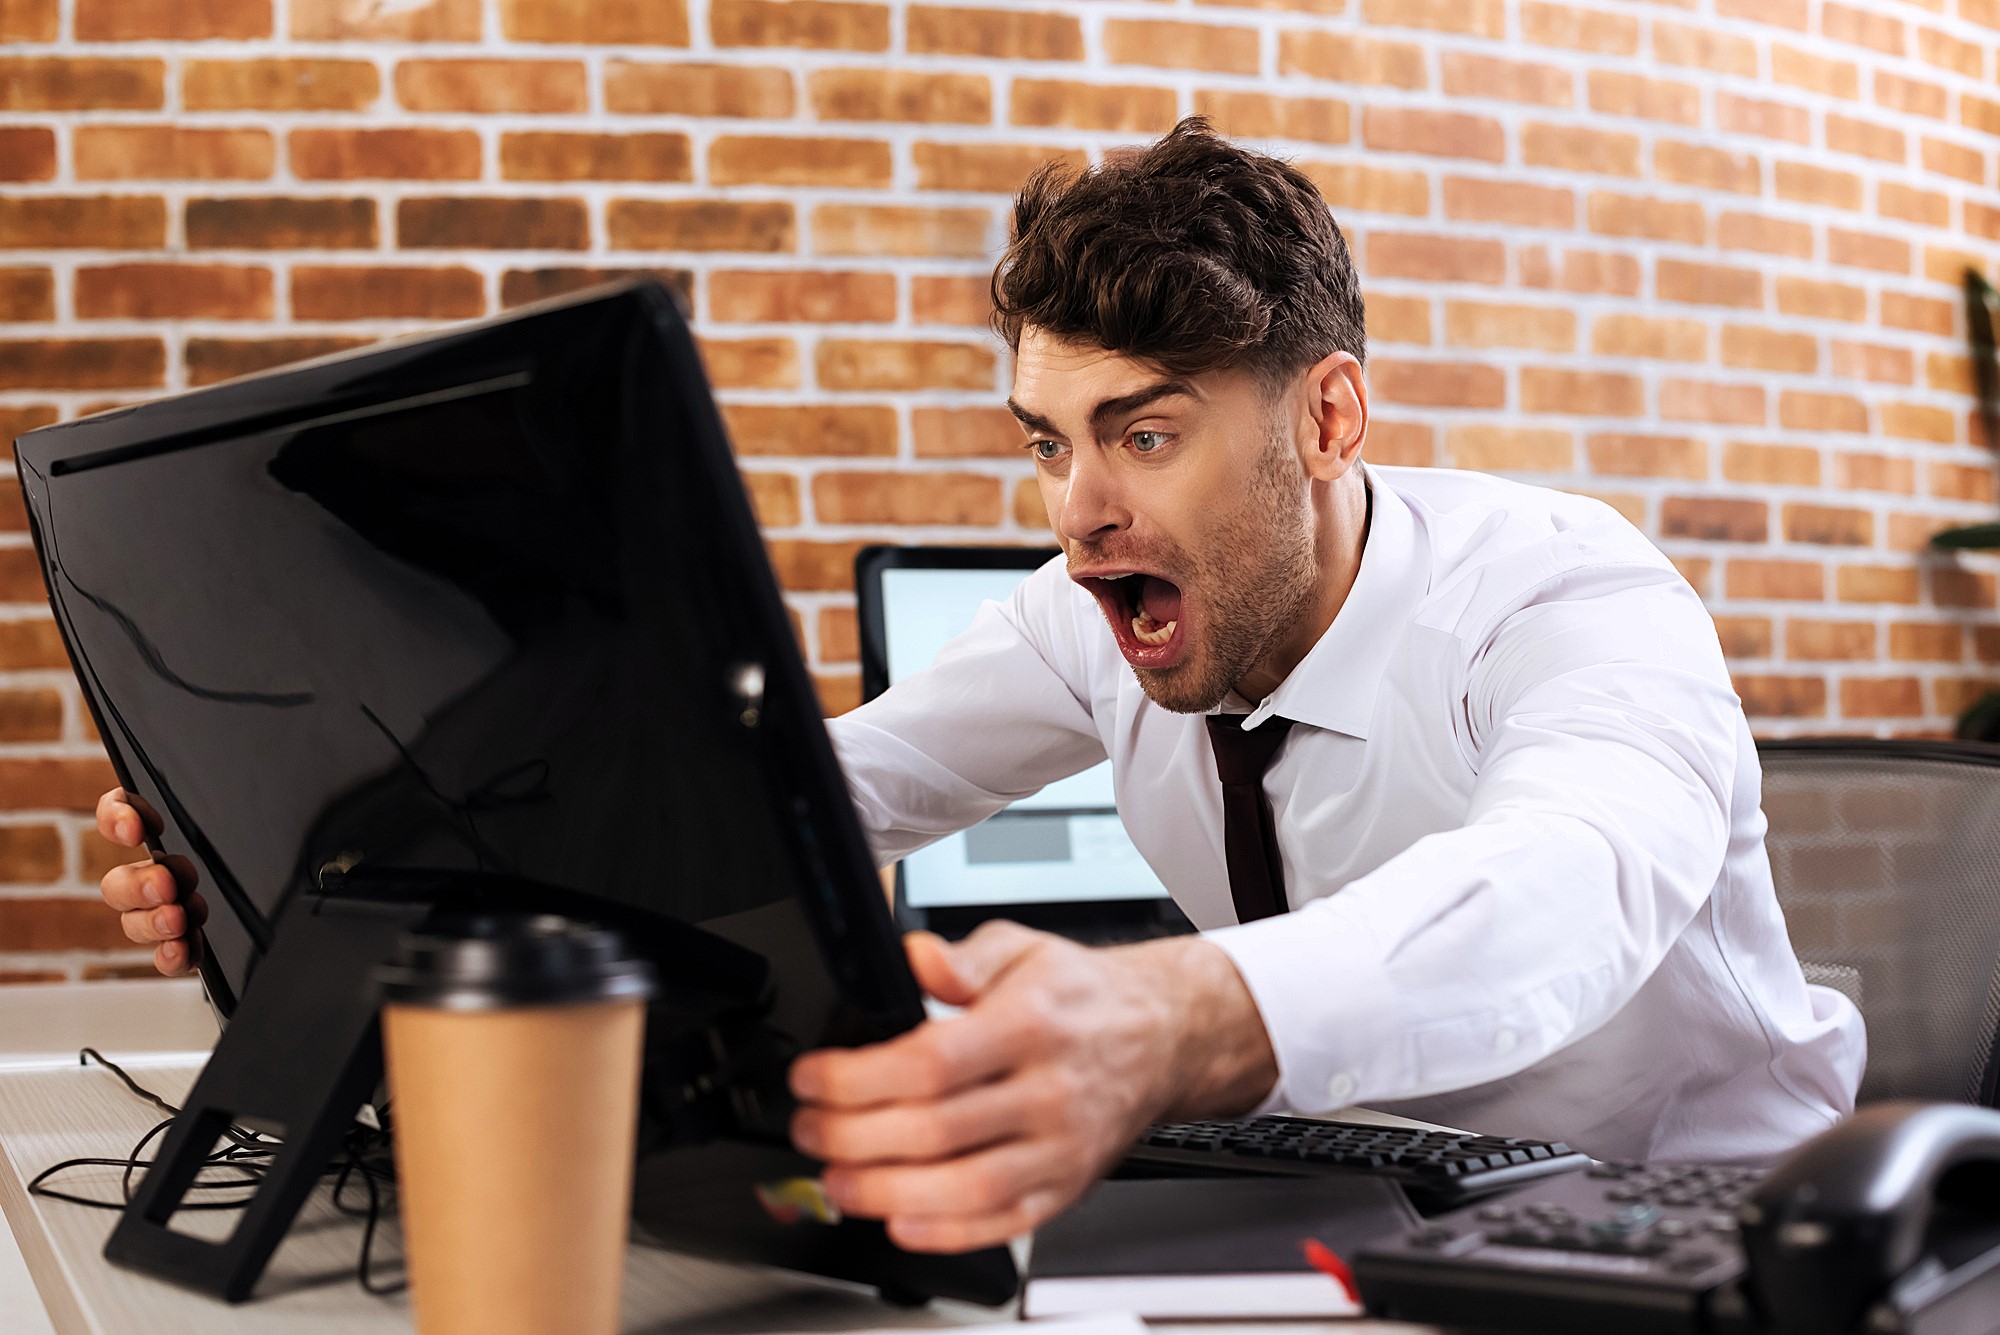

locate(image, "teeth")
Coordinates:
1131 614 1177 647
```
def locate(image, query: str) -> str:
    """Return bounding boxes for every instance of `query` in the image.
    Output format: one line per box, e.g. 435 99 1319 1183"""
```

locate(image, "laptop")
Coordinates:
855 545 1193 946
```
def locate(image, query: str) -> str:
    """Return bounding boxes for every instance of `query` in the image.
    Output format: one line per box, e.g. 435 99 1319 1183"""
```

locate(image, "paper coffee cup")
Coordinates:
378 914 652 1335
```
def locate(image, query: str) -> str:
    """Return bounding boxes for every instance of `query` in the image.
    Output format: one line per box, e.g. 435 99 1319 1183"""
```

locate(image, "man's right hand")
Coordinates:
95 787 205 977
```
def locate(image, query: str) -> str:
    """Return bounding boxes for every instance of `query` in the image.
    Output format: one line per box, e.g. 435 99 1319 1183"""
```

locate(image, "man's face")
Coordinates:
1009 328 1320 713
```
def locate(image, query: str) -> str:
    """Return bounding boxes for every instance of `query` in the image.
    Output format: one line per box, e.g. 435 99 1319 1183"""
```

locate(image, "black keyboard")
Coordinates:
1121 1115 1590 1206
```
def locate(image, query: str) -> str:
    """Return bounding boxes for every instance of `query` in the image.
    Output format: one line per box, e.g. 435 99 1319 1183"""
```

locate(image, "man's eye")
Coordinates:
1030 439 1066 461
1132 431 1169 453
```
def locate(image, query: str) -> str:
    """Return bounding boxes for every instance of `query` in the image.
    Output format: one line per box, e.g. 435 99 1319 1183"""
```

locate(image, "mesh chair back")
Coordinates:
1758 739 2000 1107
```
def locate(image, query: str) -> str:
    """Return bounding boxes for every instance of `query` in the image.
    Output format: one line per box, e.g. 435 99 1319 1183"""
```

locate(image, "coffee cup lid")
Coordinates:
377 913 653 1010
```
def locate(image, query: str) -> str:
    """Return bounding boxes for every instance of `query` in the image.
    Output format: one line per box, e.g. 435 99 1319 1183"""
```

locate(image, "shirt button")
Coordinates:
1325 1071 1358 1104
1494 1027 1518 1056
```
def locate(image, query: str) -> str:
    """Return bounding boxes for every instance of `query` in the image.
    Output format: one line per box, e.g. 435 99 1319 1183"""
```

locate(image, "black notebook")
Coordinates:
1024 1175 1420 1320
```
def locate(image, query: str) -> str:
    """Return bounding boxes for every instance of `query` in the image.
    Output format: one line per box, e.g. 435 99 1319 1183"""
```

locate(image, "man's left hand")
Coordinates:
788 921 1277 1254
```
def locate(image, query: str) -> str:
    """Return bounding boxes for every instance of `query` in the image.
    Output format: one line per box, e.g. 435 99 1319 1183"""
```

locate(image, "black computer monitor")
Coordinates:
12 279 1016 1306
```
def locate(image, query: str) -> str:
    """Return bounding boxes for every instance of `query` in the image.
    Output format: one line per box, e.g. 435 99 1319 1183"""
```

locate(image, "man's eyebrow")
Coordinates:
1005 380 1198 441
1005 399 1062 438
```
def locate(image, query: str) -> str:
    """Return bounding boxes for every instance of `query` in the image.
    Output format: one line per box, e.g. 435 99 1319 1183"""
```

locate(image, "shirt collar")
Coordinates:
1219 471 1430 740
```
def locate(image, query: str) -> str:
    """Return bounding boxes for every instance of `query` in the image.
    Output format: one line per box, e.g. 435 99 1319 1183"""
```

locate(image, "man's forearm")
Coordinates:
1118 935 1279 1123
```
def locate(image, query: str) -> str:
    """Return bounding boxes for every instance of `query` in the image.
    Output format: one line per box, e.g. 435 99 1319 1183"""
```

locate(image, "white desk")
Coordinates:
0 982 1440 1334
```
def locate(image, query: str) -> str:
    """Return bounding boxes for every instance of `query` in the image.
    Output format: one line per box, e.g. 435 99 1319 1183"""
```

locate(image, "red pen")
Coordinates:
1301 1236 1361 1306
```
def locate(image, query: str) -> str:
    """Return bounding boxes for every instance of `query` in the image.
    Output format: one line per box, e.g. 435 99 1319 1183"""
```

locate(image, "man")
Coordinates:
95 120 1864 1259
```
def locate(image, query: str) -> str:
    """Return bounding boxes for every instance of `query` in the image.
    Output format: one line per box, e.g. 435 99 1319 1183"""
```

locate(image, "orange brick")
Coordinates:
1521 123 1640 176
291 265 484 321
74 126 271 181
1784 502 1872 545
1520 368 1644 416
1662 497 1768 542
1364 420 1436 467
1875 71 1947 121
1723 441 1819 486
1923 244 1989 285
1729 559 1823 601
1930 462 1997 504
498 0 688 44
1718 93 1811 144
1716 0 1808 31
1367 292 1433 344
604 61 794 117
1717 212 1813 258
1977 627 2000 663
1841 678 1922 718
1194 91 1350 145
1104 18 1260 74
501 132 692 183
1590 314 1705 361
710 269 894 324
1935 569 1999 609
1443 178 1572 229
1827 228 1910 274
1278 32 1427 89
1519 2 1638 54
395 60 587 114
1775 277 1867 323
914 142 1086 193
1736 675 1828 718
0 267 52 321
1366 233 1505 283
1590 433 1706 479
1722 325 1819 374
711 0 889 51
907 6 1082 60
76 263 273 320
1888 512 1955 552
1936 677 2000 717
186 335 370 385
291 0 480 39
1882 291 1955 336
1770 45 1859 98
1369 359 1506 409
608 200 795 253
500 266 691 309
398 197 587 251
741 471 802 528
1826 114 1905 164
1517 246 1640 295
1890 622 1962 662
291 128 481 181
1362 108 1505 163
0 339 164 390
1298 162 1431 217
1440 52 1573 106
1010 80 1177 133
0 197 165 250
1786 618 1875 660
711 136 891 188
817 674 863 715
76 0 267 40
0 128 53 182
1361 0 1504 38
725 404 896 457
813 471 1004 525
912 274 991 326
809 69 989 123
1654 21 1758 75
1444 424 1572 472
1654 141 1760 195
1657 258 1762 308
1775 161 1863 210
1919 26 1985 78
183 59 379 111
184 196 374 250
1879 183 1950 229
768 539 872 592
1836 564 1918 603
1674 557 1714 597
701 336 799 390
817 339 994 391
0 407 58 445
0 899 125 951
1829 340 1912 385
913 406 1019 458
1660 379 1766 426
1589 71 1701 124
0 0 56 41
1714 615 1773 658
811 204 988 258
1779 391 1869 434
817 605 859 662
1822 2 1904 55
1586 192 1705 245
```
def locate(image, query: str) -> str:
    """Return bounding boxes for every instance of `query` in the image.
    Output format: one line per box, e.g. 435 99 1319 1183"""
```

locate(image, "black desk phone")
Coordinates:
1354 1102 2000 1335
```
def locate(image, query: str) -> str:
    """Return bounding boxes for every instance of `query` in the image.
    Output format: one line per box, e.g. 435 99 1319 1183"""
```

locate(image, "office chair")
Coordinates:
1757 737 2000 1108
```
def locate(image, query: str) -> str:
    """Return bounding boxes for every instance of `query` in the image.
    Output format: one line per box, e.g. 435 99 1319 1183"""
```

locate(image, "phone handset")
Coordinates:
1739 1100 2000 1335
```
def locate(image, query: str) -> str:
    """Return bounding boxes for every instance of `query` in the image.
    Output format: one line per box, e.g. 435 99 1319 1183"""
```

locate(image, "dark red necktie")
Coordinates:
1205 714 1297 923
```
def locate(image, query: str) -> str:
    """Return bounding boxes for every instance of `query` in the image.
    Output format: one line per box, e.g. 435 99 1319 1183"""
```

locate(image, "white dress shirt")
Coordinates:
828 465 1866 1163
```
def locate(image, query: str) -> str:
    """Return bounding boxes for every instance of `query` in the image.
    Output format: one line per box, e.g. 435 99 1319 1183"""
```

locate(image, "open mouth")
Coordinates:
1076 571 1189 669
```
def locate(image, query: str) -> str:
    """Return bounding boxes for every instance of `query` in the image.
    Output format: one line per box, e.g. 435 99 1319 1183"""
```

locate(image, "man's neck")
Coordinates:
1230 466 1373 705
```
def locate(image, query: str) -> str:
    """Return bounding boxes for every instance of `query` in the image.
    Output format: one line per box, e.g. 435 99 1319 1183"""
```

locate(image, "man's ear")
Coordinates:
1299 351 1367 483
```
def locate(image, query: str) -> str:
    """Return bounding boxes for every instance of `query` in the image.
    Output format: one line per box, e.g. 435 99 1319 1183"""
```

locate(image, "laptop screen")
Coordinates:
875 562 1170 911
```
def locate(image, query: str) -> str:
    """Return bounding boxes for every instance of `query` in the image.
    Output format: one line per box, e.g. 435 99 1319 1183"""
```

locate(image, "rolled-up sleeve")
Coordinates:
1206 561 1743 1114
827 559 1110 865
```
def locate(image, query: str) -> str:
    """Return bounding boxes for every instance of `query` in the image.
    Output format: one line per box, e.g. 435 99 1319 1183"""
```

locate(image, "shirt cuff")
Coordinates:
1203 898 1403 1117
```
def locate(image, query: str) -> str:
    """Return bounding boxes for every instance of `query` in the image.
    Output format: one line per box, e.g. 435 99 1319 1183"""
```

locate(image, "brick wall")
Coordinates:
1 0 1998 981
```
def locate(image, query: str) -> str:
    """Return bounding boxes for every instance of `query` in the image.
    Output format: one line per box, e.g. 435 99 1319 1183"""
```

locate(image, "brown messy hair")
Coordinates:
991 117 1366 386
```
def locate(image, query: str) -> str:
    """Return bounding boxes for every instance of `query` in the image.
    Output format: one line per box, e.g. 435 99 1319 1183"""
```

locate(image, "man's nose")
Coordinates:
1058 448 1129 544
